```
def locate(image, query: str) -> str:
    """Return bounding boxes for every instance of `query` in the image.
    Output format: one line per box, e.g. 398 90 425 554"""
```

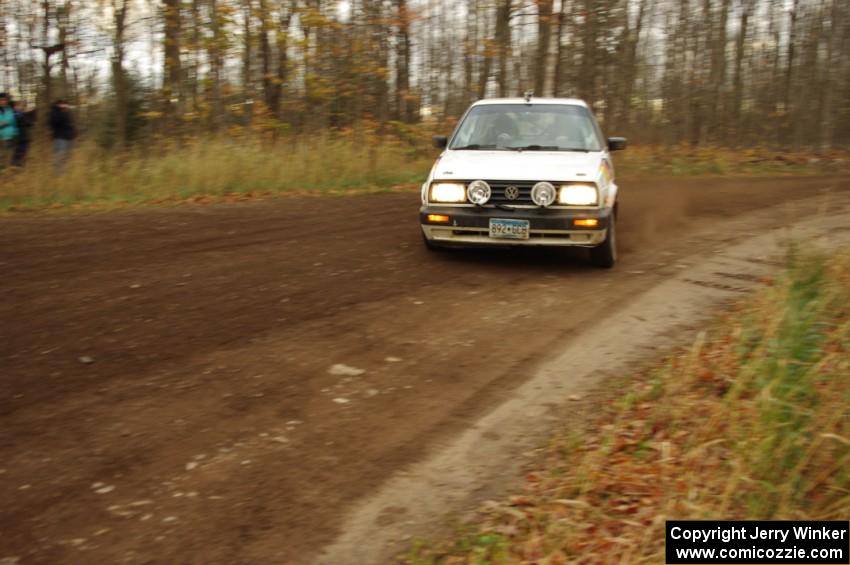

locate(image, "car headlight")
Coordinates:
531 182 557 207
467 180 491 206
558 184 598 206
429 182 467 203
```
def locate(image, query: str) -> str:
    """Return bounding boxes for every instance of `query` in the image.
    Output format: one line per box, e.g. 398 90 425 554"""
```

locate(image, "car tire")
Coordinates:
589 215 617 269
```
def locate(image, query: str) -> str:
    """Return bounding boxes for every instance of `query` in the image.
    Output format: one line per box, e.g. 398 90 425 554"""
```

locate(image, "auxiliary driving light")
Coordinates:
467 180 492 206
531 182 557 207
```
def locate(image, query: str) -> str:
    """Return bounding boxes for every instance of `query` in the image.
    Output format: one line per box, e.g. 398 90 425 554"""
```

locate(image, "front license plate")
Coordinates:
489 218 530 240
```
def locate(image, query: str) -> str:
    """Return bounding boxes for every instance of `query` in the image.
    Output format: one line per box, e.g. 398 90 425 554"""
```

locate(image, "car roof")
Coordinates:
470 97 589 108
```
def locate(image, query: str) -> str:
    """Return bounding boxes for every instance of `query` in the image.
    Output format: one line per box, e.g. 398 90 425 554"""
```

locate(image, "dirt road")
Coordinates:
1 176 848 564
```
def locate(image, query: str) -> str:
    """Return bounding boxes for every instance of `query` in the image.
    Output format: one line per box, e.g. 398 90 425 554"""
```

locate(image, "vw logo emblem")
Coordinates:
504 185 519 200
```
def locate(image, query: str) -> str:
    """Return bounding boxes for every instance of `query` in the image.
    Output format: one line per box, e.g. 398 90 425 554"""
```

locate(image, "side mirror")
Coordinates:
432 135 448 149
607 137 627 151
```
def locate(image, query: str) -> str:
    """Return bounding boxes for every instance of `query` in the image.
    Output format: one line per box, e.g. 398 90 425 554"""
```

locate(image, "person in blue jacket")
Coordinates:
0 93 19 170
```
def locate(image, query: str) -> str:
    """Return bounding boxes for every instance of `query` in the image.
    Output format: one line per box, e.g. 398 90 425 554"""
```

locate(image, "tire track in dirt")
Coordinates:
321 195 850 564
0 176 847 564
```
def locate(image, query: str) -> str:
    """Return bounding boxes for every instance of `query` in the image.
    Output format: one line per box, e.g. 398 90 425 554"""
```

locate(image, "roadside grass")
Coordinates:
617 145 850 177
1 136 848 213
407 247 850 564
0 135 434 212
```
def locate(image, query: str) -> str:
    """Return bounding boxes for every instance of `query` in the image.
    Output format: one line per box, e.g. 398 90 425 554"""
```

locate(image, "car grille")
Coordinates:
471 180 549 205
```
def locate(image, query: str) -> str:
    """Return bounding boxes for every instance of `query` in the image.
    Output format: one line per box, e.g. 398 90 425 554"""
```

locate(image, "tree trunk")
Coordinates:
275 0 293 121
41 0 52 108
163 0 182 121
258 0 274 113
209 0 224 130
112 0 129 146
552 0 568 97
819 0 841 149
0 0 6 93
463 4 474 105
783 0 799 148
619 0 647 134
708 0 729 142
476 8 492 101
242 0 253 129
534 0 554 96
57 0 71 99
579 0 597 103
731 0 753 144
189 0 201 114
495 0 512 97
394 0 412 121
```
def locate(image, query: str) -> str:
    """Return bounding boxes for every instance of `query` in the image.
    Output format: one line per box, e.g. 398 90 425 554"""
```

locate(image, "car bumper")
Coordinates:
420 205 611 248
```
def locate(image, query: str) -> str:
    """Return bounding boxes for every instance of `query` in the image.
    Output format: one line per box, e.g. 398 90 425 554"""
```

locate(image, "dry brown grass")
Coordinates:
0 135 433 211
1 133 848 213
616 145 850 177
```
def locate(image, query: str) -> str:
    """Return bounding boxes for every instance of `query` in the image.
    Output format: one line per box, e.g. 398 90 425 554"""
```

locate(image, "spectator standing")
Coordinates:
49 99 76 173
0 93 18 170
11 100 36 168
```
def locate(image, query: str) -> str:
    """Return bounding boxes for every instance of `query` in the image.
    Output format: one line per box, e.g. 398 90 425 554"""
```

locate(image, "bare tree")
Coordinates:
110 0 130 145
1 0 848 149
208 0 224 129
533 0 554 96
731 0 755 142
162 0 182 119
394 0 412 121
494 0 512 97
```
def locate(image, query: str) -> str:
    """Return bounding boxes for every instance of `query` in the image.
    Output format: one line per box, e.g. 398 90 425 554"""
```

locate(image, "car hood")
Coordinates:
432 150 604 182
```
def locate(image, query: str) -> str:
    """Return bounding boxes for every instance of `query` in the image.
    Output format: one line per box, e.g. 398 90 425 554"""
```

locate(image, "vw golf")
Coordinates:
420 97 626 268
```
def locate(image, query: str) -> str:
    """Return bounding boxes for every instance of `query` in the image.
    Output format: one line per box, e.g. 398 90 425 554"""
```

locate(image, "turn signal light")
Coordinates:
573 218 599 227
427 214 450 224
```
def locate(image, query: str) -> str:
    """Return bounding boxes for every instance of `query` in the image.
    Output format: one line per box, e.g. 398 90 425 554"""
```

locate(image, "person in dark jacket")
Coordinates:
11 100 36 168
49 99 76 173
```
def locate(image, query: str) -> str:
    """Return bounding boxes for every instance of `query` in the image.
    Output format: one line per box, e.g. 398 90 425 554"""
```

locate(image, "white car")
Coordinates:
420 96 626 268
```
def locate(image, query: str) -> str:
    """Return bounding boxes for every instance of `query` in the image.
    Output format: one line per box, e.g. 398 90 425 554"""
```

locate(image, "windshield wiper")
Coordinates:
452 144 497 150
512 145 560 151
555 147 592 152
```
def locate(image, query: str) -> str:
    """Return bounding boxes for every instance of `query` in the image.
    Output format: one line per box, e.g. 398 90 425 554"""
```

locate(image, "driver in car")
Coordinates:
486 114 518 147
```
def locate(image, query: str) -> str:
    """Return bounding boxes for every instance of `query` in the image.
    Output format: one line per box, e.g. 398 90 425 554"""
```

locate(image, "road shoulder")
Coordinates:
319 192 850 564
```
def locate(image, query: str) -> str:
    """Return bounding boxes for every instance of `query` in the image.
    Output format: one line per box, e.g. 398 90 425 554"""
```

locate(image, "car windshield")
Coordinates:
449 104 604 152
